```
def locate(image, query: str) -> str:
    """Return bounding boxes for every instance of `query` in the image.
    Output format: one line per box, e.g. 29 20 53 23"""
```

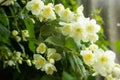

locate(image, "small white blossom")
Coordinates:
93 49 115 77
33 54 47 69
86 19 100 34
47 48 61 61
22 30 29 41
112 64 120 79
6 60 15 66
16 36 21 42
60 8 74 22
36 43 46 54
26 0 44 15
38 4 56 21
61 24 72 36
49 58 55 64
55 4 64 15
76 5 84 17
43 63 57 75
88 44 98 51
70 23 85 41
26 59 32 66
86 33 99 42
12 30 18 36
81 50 95 65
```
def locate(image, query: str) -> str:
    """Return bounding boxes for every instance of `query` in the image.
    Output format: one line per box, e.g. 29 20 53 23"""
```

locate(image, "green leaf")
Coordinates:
65 37 77 51
115 40 120 53
73 55 87 80
62 71 75 80
24 18 35 38
0 8 9 27
24 18 35 53
69 55 75 71
28 38 36 53
45 35 65 48
0 24 10 38
18 43 25 54
41 24 55 36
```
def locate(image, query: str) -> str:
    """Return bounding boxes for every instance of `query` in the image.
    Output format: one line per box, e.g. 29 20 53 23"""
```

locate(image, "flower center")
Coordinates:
33 3 40 10
87 25 94 32
84 53 93 62
99 55 108 64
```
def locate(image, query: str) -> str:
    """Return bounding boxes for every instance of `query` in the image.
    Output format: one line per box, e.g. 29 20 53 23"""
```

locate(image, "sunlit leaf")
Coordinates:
24 18 35 53
62 71 75 80
65 37 78 51
45 35 65 48
115 40 120 54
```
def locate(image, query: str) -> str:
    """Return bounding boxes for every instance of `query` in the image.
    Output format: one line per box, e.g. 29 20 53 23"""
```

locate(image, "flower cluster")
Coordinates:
26 0 100 44
5 51 23 66
26 0 56 21
81 44 120 80
25 0 120 79
1 0 120 80
12 30 29 42
33 43 61 75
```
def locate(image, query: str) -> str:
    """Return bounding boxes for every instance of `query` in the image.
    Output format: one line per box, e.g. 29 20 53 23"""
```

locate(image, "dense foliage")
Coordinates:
0 0 120 80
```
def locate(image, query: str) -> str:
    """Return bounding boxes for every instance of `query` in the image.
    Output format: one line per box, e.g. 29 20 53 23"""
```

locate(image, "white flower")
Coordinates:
61 23 72 36
6 60 15 66
47 48 61 61
70 23 85 41
86 19 100 33
43 63 57 75
55 4 64 14
33 54 47 69
105 75 116 80
12 30 18 36
93 49 115 77
86 33 99 42
49 58 55 64
105 50 116 61
26 0 44 15
36 43 46 54
76 5 84 17
22 30 29 41
16 36 21 42
112 64 120 79
88 44 98 51
60 8 74 22
38 4 56 21
26 59 32 66
14 51 23 64
81 50 94 65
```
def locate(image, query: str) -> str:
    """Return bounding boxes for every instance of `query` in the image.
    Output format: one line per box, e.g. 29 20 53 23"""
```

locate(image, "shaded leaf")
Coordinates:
45 35 65 48
65 37 77 51
0 24 10 38
62 71 75 80
0 8 9 27
69 55 75 71
24 18 35 38
41 24 55 36
24 18 35 53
